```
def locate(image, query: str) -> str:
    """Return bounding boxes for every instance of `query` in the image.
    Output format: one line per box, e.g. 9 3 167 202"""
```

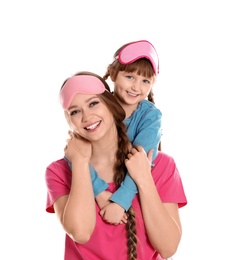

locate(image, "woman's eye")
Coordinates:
70 110 80 116
89 101 99 107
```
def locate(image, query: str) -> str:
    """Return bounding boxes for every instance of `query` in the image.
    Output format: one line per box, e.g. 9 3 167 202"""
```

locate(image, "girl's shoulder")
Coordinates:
139 99 157 109
139 100 162 113
137 100 162 118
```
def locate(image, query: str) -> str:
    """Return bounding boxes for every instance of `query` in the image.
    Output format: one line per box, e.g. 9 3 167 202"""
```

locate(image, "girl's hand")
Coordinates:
100 203 128 225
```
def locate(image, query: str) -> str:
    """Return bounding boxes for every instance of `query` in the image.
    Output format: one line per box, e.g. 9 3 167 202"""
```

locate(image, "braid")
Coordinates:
103 69 110 81
113 117 129 185
147 89 155 104
126 207 138 260
114 119 138 260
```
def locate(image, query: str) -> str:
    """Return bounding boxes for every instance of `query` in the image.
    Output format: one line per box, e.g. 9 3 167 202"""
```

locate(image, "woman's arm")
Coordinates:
64 156 109 198
125 146 182 259
54 136 96 244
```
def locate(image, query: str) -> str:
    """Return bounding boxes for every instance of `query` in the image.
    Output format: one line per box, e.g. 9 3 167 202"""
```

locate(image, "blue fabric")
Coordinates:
110 174 137 211
124 100 162 160
64 156 108 197
110 100 162 210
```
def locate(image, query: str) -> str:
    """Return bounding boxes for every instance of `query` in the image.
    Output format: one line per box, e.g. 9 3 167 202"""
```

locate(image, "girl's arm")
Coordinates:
110 107 162 210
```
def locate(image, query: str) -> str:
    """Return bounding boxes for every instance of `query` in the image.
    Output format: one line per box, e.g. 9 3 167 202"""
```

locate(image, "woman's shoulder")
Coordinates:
47 158 68 169
46 158 70 178
152 151 176 175
152 151 187 207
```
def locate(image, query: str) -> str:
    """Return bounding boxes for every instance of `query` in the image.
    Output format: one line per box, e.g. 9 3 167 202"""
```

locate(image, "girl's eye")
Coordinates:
143 79 151 84
126 75 133 80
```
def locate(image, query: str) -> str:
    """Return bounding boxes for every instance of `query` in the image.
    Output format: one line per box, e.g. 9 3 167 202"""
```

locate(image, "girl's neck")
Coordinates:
120 103 138 119
113 92 139 118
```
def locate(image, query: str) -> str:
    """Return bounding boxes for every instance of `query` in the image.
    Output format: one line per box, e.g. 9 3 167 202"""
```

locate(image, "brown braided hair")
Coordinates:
62 71 138 259
98 85 138 260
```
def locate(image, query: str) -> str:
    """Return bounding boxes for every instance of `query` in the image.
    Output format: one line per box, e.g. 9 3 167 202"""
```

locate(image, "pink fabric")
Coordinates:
45 152 187 260
60 75 106 109
118 40 159 75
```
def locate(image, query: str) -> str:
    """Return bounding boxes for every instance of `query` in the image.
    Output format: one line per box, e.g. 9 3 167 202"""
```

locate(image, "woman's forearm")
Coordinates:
137 176 182 258
63 160 96 243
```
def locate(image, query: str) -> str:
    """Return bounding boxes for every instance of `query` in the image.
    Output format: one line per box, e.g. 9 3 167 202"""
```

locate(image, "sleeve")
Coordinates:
132 107 162 161
64 156 108 197
110 107 162 211
110 173 137 211
45 161 71 213
89 164 109 197
152 153 187 208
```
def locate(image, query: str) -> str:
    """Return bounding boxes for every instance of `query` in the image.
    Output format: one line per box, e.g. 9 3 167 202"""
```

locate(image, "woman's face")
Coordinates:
66 93 116 142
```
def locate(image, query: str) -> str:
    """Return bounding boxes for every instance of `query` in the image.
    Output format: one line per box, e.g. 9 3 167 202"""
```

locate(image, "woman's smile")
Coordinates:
84 121 101 131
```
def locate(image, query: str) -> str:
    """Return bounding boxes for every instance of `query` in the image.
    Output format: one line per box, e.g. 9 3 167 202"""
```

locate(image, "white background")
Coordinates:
1 1 235 259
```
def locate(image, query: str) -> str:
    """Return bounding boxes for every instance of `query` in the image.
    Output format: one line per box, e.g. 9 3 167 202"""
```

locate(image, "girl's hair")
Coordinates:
62 71 138 260
103 42 156 104
103 43 161 151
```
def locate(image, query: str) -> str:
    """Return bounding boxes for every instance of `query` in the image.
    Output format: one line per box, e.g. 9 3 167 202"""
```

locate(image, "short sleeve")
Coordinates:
152 152 187 208
45 159 72 213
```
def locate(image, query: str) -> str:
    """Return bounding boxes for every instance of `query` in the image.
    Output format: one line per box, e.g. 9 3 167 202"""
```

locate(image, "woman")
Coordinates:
45 71 187 260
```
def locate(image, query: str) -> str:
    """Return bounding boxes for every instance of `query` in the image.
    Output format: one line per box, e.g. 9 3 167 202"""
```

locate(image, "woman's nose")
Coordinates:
81 110 91 122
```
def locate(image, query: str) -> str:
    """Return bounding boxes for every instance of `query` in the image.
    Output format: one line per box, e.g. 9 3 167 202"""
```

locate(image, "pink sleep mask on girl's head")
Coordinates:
60 75 106 109
117 40 159 75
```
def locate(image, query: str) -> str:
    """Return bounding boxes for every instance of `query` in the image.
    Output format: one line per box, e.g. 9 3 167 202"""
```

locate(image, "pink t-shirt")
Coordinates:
45 152 187 260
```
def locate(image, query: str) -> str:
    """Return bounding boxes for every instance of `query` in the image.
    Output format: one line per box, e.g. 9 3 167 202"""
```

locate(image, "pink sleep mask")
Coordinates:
117 40 159 75
60 75 106 109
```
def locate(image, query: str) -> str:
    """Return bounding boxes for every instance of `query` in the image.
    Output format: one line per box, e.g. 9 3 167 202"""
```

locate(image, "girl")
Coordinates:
91 40 163 223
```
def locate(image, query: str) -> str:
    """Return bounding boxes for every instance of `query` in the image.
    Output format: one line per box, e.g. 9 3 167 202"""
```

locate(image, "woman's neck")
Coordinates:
90 134 118 183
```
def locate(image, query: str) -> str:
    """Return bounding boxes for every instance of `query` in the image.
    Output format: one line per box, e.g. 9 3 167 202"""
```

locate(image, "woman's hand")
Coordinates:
125 145 153 185
64 130 92 164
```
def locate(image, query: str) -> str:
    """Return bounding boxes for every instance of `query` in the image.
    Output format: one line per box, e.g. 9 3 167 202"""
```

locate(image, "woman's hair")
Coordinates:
61 71 138 260
103 42 156 104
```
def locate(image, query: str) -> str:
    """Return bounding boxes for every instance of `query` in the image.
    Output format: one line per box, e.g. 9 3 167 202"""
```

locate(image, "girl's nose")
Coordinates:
131 80 140 91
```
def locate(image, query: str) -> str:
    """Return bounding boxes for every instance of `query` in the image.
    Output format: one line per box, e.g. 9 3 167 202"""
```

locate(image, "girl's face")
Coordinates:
66 93 116 142
113 71 154 107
